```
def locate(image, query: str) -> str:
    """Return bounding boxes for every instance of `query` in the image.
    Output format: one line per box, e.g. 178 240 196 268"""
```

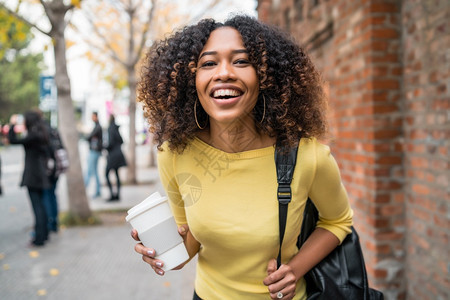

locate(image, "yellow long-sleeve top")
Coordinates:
157 137 353 300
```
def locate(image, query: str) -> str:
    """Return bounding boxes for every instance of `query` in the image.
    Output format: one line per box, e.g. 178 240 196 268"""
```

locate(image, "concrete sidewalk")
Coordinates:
0 143 196 300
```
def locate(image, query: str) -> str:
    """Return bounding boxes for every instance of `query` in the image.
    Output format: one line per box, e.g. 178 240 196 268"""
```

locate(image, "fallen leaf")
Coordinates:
0 253 5 260
163 281 171 287
37 289 47 296
29 251 40 258
3 264 10 270
49 268 59 276
9 206 16 213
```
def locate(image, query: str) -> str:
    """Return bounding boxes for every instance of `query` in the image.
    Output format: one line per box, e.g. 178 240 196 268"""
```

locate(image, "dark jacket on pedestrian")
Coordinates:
105 123 127 171
87 121 103 152
8 124 50 189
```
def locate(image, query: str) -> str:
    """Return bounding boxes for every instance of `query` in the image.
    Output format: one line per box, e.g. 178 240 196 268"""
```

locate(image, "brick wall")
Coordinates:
258 0 449 299
401 0 449 299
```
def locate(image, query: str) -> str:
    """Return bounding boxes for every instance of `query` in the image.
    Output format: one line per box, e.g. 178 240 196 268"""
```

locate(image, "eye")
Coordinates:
234 59 250 65
199 61 216 68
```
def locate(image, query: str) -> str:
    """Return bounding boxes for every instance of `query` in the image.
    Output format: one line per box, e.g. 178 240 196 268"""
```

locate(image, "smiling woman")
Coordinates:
133 15 353 300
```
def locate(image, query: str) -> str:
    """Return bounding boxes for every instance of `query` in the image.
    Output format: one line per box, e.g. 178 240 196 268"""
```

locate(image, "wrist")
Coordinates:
287 259 307 282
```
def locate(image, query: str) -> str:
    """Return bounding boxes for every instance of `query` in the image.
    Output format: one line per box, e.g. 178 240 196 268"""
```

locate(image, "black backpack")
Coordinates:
275 144 384 300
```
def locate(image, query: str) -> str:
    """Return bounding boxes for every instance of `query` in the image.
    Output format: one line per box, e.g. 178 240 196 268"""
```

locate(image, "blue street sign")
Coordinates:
39 75 57 112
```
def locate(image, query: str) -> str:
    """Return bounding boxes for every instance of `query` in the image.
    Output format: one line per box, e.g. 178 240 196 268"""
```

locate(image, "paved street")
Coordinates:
0 142 196 300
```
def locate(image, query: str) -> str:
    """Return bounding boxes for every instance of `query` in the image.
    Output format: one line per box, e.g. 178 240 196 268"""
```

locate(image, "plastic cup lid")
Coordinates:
125 192 167 222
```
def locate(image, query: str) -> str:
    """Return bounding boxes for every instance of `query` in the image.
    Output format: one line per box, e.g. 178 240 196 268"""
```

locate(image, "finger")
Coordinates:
263 260 281 286
154 266 165 276
178 224 188 236
142 255 165 276
267 258 277 275
134 243 156 258
269 290 295 300
134 242 145 254
142 255 165 271
131 229 140 241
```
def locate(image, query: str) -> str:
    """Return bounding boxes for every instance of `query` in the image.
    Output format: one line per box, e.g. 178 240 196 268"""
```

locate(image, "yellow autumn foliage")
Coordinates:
66 39 76 49
71 0 82 8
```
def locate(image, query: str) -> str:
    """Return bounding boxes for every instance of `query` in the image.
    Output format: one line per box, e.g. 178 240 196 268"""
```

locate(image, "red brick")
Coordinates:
371 128 401 139
412 184 430 195
379 204 403 216
409 129 427 139
411 207 431 222
374 194 391 203
438 146 447 156
373 103 399 114
432 99 450 109
370 28 400 39
367 54 399 64
372 79 400 89
367 3 399 13
376 155 402 165
429 71 439 83
363 142 392 152
370 40 389 52
411 61 422 71
436 84 447 94
391 66 403 76
361 16 387 29
393 193 404 203
411 233 430 250
375 231 404 241
367 216 391 228
373 167 391 176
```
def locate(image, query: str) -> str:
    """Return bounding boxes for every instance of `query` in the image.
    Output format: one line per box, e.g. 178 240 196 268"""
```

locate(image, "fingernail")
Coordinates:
147 249 154 255
156 261 163 268
157 269 164 275
179 227 186 234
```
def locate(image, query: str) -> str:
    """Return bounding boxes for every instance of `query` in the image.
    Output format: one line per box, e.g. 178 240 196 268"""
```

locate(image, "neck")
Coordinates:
203 119 274 153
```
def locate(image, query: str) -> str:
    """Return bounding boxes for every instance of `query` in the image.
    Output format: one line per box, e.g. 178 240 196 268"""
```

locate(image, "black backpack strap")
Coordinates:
275 144 299 269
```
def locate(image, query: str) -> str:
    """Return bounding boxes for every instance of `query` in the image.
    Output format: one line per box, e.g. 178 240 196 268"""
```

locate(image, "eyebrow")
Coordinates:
199 49 248 59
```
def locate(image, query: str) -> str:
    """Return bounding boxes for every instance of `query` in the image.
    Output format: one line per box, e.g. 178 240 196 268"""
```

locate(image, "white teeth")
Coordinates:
213 89 241 98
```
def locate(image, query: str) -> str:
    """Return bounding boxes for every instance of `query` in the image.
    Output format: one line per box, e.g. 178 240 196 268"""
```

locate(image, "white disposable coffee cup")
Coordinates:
126 192 189 271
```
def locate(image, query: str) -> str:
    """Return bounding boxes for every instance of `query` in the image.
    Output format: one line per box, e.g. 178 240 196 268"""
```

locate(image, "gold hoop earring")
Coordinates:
194 99 208 129
260 94 266 123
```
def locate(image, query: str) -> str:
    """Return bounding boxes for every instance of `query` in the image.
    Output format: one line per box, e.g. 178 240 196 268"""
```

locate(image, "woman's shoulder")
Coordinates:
157 141 177 161
297 137 333 164
299 137 330 152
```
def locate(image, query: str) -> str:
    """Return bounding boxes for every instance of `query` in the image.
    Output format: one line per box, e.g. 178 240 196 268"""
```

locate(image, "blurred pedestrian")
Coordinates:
84 111 103 198
0 148 3 196
0 123 3 196
104 114 127 202
7 111 50 247
43 121 66 233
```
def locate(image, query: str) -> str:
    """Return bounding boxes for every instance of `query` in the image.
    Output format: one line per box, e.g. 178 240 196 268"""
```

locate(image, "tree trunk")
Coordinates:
126 68 137 184
53 29 91 219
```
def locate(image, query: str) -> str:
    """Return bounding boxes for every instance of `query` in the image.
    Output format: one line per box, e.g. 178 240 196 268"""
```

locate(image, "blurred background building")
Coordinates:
258 0 449 299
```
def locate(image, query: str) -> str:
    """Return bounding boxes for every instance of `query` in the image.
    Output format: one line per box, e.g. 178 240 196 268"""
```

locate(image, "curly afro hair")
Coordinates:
138 15 327 153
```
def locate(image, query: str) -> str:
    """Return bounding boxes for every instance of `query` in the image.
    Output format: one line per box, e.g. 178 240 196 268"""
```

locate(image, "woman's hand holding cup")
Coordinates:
131 229 166 276
127 192 190 274
131 224 194 275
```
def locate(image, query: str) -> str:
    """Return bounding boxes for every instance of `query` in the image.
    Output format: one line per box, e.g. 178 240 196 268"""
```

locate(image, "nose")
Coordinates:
213 61 236 81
